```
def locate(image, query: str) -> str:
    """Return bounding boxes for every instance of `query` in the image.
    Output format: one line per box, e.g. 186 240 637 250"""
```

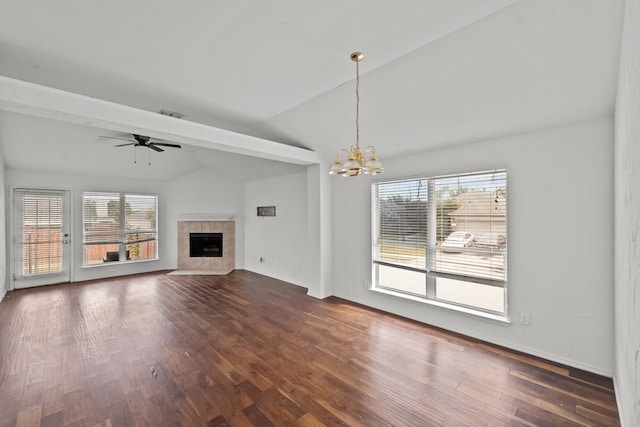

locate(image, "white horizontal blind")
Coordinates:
82 192 157 264
372 178 428 271
429 169 507 282
83 192 121 246
124 194 157 246
14 189 65 277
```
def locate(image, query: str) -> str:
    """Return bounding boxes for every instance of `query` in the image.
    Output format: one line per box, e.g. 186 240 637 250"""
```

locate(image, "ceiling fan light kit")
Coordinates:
329 52 383 177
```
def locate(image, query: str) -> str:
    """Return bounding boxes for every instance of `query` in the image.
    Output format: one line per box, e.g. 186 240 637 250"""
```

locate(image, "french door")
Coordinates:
13 188 71 289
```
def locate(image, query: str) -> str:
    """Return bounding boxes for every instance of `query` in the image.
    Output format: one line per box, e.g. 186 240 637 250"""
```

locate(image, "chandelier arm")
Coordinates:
336 148 350 161
363 146 377 159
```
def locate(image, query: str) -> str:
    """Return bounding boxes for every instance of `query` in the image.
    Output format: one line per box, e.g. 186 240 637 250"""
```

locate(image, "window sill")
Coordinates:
369 286 511 325
81 258 159 269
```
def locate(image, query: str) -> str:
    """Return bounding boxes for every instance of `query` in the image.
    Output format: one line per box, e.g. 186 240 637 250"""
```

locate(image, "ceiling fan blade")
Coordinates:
151 142 182 149
115 143 136 147
99 135 134 143
147 144 164 152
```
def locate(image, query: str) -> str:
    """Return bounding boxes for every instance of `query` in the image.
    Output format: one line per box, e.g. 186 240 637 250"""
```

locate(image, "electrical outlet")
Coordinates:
520 312 530 325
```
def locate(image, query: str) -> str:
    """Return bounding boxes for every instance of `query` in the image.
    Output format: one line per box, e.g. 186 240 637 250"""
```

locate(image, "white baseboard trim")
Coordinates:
612 376 627 427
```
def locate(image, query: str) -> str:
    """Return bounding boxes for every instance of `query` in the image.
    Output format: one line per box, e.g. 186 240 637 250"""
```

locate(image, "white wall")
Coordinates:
331 118 615 375
4 170 169 285
0 150 6 299
164 169 245 269
305 165 333 298
244 171 308 287
614 1 640 425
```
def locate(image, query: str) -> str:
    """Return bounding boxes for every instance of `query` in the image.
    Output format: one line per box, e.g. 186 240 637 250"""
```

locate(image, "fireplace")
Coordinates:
190 233 222 257
177 220 235 273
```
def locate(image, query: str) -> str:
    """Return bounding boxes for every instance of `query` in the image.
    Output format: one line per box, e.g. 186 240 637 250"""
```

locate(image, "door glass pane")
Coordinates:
16 190 64 277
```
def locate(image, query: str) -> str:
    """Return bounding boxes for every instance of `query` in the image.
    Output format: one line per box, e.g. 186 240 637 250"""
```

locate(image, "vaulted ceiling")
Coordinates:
0 0 624 181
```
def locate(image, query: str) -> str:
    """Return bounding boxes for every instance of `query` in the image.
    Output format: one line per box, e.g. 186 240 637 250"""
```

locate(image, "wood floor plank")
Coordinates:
297 412 326 427
15 406 41 427
0 270 620 426
39 410 64 427
207 414 231 427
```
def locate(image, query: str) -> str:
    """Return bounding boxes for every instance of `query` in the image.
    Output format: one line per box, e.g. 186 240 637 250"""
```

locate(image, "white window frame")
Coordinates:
82 191 158 266
372 169 507 318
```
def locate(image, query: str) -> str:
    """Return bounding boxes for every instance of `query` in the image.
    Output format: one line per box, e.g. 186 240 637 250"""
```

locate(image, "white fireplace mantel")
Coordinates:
177 213 235 221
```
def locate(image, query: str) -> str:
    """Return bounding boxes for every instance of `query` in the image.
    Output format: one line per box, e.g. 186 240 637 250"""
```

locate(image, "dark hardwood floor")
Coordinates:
0 270 619 426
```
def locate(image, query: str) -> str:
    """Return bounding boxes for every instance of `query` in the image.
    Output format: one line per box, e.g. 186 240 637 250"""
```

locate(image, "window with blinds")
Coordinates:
372 169 507 315
83 192 158 265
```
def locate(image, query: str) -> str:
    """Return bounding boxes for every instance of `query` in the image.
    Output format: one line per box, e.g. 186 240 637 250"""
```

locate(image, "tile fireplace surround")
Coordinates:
177 221 235 274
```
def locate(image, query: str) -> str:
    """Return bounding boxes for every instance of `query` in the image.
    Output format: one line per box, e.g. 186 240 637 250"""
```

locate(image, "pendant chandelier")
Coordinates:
329 52 383 177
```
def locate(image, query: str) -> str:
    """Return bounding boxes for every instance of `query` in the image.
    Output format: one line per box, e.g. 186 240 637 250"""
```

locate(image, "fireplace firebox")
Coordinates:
190 233 223 257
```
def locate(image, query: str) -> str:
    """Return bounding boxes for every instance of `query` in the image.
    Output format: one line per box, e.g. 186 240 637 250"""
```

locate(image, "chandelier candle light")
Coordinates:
329 52 383 177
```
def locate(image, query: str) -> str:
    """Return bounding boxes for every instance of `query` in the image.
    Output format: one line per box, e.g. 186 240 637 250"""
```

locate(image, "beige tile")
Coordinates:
222 258 234 271
225 245 235 260
182 258 191 269
189 222 202 232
